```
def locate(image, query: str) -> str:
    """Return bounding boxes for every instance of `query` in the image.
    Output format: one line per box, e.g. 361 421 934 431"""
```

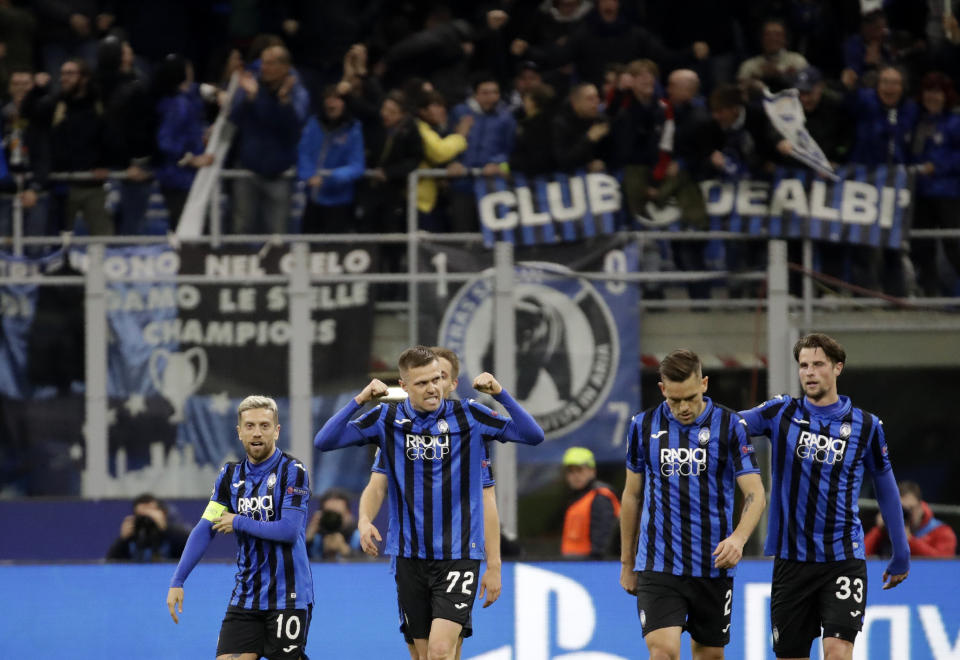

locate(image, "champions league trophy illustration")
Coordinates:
149 347 208 423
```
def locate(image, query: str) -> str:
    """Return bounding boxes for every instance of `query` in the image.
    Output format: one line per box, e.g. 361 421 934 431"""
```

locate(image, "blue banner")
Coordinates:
433 237 641 465
4 560 958 659
476 167 913 249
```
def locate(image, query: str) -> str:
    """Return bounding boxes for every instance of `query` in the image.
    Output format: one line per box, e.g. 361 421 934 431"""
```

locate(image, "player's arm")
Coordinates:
619 468 643 594
472 372 544 445
358 470 388 556
867 419 910 589
166 501 222 624
314 379 389 451
737 396 787 439
479 485 502 608
213 461 311 543
714 472 766 569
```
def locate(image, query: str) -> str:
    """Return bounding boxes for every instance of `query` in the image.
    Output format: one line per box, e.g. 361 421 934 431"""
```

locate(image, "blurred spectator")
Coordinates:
843 65 919 295
664 68 714 299
356 90 423 235
613 59 666 215
34 0 114 86
106 493 189 562
909 71 960 297
448 74 516 232
644 0 743 94
790 67 853 165
843 10 895 86
506 60 543 119
29 58 111 235
306 487 362 560
96 35 155 234
378 8 474 107
783 0 846 78
560 447 620 559
512 0 707 90
229 45 310 234
1 70 51 242
414 90 472 231
510 0 593 67
0 0 37 94
337 43 385 161
707 84 778 295
553 82 610 172
737 18 809 93
153 54 214 231
509 83 558 176
706 84 777 179
865 480 957 558
297 85 365 234
787 66 854 287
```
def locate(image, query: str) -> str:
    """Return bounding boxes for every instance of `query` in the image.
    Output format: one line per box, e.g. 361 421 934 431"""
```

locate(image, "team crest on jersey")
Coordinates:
839 423 851 439
267 473 277 488
438 418 449 434
438 262 618 439
698 427 711 446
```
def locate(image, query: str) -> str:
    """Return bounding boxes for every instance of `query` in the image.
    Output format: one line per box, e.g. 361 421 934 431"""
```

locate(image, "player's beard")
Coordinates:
804 381 830 402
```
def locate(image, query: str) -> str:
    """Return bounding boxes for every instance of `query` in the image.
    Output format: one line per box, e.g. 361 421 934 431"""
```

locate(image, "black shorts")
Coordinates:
217 605 312 660
770 557 868 658
635 571 734 647
396 590 473 645
395 557 481 641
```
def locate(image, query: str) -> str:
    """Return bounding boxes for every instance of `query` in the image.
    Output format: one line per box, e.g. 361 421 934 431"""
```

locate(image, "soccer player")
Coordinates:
740 333 909 660
315 345 543 660
358 346 502 660
166 396 313 660
620 349 766 660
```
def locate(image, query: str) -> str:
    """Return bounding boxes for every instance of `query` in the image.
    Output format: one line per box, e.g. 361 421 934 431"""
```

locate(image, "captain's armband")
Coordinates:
201 501 228 522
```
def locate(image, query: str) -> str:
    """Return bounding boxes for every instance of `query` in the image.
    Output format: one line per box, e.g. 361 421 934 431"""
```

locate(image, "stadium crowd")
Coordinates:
1 0 960 296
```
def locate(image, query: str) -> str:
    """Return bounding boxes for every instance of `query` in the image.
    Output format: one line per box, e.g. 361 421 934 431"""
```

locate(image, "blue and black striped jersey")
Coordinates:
740 394 891 562
210 449 313 610
326 394 539 560
626 397 760 578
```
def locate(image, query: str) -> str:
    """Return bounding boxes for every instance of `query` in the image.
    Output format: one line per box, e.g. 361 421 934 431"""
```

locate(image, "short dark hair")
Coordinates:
319 487 352 508
659 349 702 382
430 346 460 380
383 89 409 113
526 83 555 112
132 493 165 514
472 72 499 91
709 84 743 111
898 481 922 500
793 333 846 365
398 345 437 373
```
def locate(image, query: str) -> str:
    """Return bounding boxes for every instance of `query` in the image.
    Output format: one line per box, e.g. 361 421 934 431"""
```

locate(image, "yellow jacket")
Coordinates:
416 119 467 213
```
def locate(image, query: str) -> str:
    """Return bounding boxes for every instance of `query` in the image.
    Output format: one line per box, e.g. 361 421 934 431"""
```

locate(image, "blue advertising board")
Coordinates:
2 560 957 659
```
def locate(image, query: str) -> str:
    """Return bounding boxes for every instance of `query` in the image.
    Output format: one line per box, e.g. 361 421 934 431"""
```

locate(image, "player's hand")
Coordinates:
472 372 502 395
212 512 236 534
882 569 908 590
712 534 745 569
120 514 136 539
359 520 382 556
356 378 389 405
167 587 184 624
620 563 638 595
479 565 501 607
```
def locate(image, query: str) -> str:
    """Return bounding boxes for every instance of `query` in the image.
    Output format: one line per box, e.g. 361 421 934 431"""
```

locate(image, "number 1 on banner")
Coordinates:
431 252 449 298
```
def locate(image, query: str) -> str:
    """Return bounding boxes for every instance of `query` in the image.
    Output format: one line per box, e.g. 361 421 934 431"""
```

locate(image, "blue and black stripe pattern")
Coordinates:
740 394 891 562
626 397 760 578
358 398 509 560
211 450 313 610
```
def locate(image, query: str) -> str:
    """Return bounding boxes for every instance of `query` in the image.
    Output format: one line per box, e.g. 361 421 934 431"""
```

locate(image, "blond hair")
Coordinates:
237 395 279 426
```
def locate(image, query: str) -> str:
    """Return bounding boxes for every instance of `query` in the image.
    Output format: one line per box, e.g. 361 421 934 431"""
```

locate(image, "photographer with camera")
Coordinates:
306 487 362 560
106 493 189 562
